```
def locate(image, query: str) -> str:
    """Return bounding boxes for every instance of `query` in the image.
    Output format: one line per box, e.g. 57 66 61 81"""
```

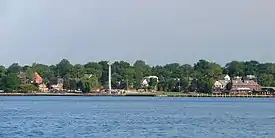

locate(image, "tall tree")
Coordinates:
78 75 100 93
125 67 135 89
133 60 151 89
70 64 85 79
56 59 73 78
84 62 102 78
1 73 20 92
7 63 21 74
0 66 6 79
98 61 109 87
244 60 259 75
225 61 245 77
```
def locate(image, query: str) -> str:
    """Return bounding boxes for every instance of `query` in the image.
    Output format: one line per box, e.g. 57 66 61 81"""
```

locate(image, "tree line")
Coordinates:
0 59 274 93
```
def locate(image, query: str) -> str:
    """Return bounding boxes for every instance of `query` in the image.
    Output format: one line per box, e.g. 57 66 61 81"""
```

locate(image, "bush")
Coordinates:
20 84 38 92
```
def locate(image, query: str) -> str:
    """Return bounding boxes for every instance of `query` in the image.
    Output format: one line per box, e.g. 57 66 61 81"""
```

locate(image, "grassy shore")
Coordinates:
0 92 275 98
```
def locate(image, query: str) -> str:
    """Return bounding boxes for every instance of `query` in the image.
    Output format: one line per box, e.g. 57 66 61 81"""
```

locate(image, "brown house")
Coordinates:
231 79 261 93
49 78 64 91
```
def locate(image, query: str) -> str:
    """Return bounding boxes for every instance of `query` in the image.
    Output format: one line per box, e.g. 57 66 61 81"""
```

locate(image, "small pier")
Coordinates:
165 93 275 98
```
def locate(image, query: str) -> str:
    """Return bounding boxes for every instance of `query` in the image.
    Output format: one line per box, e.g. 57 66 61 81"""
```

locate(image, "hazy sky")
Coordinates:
0 0 274 66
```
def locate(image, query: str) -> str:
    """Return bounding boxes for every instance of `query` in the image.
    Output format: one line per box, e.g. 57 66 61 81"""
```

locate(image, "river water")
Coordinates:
0 96 275 138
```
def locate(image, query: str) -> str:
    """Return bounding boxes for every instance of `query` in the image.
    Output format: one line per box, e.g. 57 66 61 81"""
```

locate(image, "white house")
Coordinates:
214 81 223 88
141 79 149 87
141 76 158 88
214 80 230 90
224 75 231 81
144 76 159 82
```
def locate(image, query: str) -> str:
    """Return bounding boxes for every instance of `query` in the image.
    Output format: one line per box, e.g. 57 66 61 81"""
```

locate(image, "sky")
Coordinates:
0 0 274 66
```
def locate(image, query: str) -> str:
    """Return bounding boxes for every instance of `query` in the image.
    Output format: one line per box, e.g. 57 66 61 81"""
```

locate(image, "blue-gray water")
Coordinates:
1 97 275 138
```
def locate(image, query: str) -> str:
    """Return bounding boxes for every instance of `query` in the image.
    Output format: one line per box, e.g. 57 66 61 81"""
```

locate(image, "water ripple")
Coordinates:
0 97 275 138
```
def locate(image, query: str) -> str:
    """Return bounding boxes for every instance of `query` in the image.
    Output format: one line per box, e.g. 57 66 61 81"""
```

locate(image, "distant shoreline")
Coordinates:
0 92 275 98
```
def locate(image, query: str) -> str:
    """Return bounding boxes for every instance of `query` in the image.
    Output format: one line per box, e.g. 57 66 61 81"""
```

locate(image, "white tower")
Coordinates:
108 61 112 94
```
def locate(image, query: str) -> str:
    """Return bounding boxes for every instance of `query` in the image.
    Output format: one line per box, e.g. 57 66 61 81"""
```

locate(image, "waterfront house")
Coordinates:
38 84 49 92
91 88 101 93
33 72 43 84
144 76 159 82
141 76 159 90
32 72 50 92
230 79 261 93
213 74 231 92
50 78 64 91
213 80 230 91
141 79 149 87
260 87 275 95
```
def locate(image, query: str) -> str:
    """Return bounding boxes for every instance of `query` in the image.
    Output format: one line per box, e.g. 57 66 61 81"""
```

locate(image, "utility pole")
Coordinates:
126 77 129 91
108 62 112 94
178 78 181 92
57 67 60 78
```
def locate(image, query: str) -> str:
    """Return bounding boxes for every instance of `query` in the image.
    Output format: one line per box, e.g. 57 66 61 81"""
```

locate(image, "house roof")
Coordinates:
232 79 259 86
232 79 243 84
219 80 230 86
34 72 43 84
243 80 259 85
142 79 148 85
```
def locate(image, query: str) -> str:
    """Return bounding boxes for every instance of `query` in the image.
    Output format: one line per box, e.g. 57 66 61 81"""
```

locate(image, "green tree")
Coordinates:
0 66 6 79
69 79 79 91
78 75 100 93
244 60 259 75
31 63 51 78
166 78 177 92
158 76 168 91
133 60 151 89
70 64 85 79
56 59 73 78
258 74 274 87
20 84 39 92
125 67 135 89
111 73 122 89
84 62 102 78
25 66 34 80
180 64 193 77
98 61 109 87
78 80 91 93
2 59 275 93
7 63 22 74
164 63 181 78
194 60 222 79
1 73 20 92
180 77 190 91
148 78 158 90
225 61 245 77
190 77 214 93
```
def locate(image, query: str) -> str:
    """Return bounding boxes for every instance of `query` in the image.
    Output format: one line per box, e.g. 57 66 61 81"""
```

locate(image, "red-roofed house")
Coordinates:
33 72 43 84
231 79 261 93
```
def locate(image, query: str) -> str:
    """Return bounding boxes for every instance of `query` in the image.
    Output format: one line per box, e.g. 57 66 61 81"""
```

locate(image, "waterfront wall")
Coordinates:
0 92 275 98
